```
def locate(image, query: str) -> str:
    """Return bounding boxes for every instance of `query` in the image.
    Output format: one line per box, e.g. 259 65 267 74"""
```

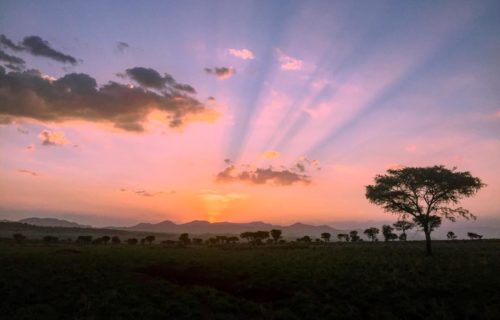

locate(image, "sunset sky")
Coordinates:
1 0 499 227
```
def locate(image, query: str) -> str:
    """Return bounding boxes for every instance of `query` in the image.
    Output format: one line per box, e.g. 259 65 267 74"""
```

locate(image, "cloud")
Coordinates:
262 150 280 159
216 156 320 186
116 42 129 53
0 67 218 131
204 67 236 80
0 35 24 51
0 49 25 67
1 34 78 65
135 190 154 197
38 130 70 146
120 188 174 197
228 48 255 60
216 165 311 186
21 36 78 65
17 169 38 177
125 67 196 94
275 49 303 71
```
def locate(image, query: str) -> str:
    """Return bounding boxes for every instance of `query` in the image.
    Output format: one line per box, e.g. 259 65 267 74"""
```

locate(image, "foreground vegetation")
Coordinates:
1 240 499 319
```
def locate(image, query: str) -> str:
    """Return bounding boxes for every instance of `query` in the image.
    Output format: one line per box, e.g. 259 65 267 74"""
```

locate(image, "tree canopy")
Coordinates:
366 165 484 254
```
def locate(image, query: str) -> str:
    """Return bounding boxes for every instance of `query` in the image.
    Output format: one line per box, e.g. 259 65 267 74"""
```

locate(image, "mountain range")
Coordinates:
11 217 500 239
19 217 91 229
123 220 340 238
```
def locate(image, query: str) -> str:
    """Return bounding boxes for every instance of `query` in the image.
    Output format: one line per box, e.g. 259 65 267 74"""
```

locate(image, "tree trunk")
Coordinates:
424 230 432 256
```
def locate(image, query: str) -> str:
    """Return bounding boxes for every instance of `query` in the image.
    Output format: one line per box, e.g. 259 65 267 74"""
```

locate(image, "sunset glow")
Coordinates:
1 0 499 227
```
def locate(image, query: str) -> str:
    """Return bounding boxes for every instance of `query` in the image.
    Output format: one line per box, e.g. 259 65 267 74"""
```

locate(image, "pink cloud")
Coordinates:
38 130 70 146
228 48 255 60
275 48 303 71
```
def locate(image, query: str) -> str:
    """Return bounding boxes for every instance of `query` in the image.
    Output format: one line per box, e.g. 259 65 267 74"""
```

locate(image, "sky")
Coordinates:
0 0 499 227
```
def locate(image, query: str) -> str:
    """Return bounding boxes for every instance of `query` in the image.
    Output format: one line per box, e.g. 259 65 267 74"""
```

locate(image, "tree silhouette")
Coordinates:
467 232 483 240
102 236 111 245
363 228 379 242
446 231 457 240
297 235 312 243
253 231 270 244
127 238 138 245
366 165 484 255
13 233 27 243
111 236 121 244
321 232 331 242
240 231 269 244
179 233 191 245
270 229 282 243
240 232 253 243
227 236 239 244
382 225 398 242
337 233 349 242
192 238 203 245
76 236 92 244
393 220 415 241
349 231 360 242
145 235 156 245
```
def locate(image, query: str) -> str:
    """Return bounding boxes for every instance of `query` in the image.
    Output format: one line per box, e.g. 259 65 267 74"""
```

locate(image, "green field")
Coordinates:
1 240 499 320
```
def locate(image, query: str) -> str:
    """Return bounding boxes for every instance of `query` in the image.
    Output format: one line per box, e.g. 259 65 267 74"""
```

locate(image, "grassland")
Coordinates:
1 240 499 320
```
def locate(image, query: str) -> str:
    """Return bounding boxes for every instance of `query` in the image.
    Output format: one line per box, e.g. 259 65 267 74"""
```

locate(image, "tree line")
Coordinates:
10 227 484 246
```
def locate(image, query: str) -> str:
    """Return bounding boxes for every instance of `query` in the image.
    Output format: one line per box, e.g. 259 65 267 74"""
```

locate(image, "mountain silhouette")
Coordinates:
124 220 340 238
19 217 91 228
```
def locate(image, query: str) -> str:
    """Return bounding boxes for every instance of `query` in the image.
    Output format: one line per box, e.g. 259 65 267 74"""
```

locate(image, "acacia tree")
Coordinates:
382 225 398 242
366 165 484 255
270 229 282 243
393 220 415 241
363 227 379 241
179 233 191 245
446 231 457 240
321 232 331 242
349 231 361 242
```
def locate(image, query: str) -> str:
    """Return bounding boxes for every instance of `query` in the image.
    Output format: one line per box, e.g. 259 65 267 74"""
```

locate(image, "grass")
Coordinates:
0 240 499 319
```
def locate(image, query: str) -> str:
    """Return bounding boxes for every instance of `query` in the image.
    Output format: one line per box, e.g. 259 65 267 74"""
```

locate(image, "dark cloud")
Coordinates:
0 67 218 132
0 49 25 66
216 165 311 186
126 67 165 89
1 34 79 65
135 190 154 197
116 41 129 53
3 63 23 71
125 67 196 94
17 169 38 177
21 36 78 65
125 188 174 197
0 35 24 51
204 67 236 80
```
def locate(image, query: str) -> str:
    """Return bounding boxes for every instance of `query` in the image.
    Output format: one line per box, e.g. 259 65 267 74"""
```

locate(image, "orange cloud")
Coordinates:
38 130 70 146
228 48 255 60
262 150 280 158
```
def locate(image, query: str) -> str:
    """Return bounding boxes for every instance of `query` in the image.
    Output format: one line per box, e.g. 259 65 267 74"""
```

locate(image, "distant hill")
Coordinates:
19 217 91 229
124 220 341 238
0 221 176 241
